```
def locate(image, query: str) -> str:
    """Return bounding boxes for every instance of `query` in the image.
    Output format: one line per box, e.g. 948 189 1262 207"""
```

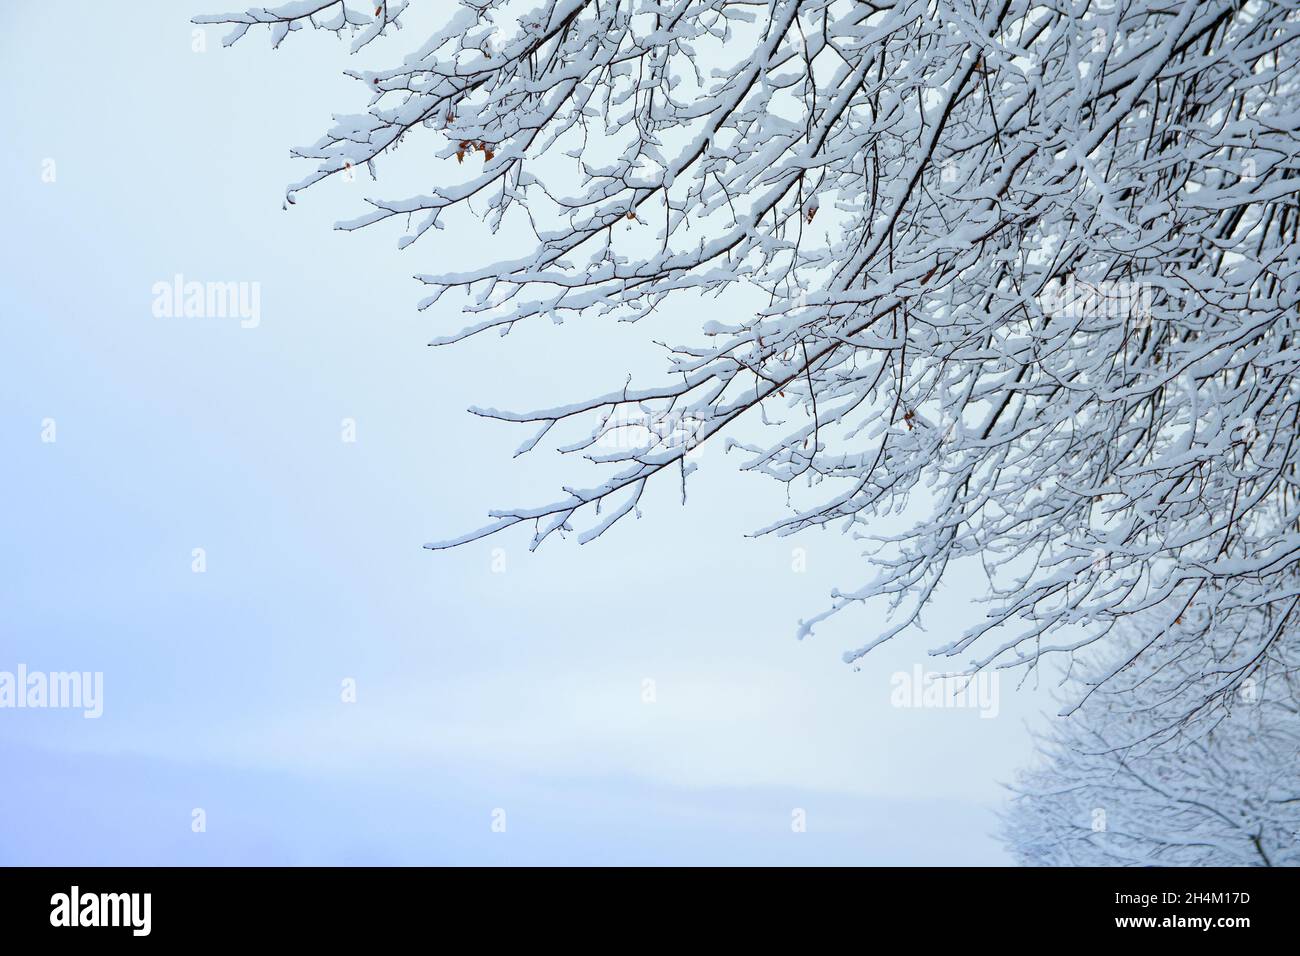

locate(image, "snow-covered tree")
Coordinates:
199 0 1300 722
1004 605 1300 866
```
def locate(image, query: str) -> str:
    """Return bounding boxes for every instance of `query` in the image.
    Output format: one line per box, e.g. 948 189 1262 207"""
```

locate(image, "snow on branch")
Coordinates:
202 0 1300 715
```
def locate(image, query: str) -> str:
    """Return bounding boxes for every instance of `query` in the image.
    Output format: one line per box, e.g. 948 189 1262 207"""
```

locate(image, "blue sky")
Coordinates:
0 1 1056 865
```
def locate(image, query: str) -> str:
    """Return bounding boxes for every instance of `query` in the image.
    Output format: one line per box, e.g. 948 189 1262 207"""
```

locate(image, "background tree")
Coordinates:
1004 602 1300 866
198 0 1300 728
